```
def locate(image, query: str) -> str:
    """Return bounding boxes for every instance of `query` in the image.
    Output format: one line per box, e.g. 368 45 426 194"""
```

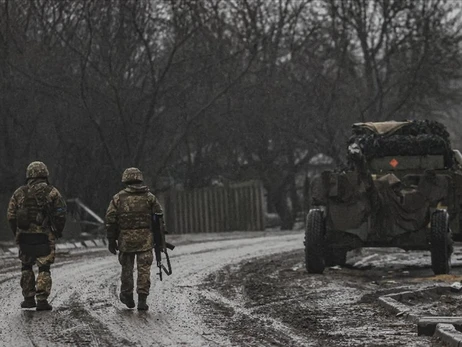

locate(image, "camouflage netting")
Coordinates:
348 120 454 166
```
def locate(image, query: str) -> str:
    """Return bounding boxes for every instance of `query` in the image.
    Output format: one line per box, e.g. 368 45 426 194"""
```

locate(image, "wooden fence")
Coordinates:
160 181 265 233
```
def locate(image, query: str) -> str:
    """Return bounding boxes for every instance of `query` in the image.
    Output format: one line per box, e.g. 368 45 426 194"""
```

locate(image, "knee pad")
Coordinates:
21 264 33 271
38 265 50 273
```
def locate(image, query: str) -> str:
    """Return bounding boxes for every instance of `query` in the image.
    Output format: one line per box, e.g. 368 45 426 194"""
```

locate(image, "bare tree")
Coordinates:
0 0 461 237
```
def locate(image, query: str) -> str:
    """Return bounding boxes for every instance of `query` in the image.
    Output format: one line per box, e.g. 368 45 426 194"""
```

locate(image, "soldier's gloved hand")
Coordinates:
108 239 119 255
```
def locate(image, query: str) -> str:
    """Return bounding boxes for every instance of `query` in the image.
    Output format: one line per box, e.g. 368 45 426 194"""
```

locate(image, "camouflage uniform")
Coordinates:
105 168 164 310
7 162 66 310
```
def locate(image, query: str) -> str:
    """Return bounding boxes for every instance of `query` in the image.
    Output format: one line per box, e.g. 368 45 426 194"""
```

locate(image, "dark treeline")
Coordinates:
1 0 461 233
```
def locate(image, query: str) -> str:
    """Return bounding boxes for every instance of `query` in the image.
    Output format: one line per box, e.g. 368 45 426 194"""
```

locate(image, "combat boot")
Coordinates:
120 292 135 309
137 294 149 311
20 297 36 309
36 300 52 311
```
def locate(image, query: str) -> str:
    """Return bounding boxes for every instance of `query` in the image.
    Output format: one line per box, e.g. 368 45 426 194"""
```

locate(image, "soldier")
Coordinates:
7 161 67 311
105 167 164 311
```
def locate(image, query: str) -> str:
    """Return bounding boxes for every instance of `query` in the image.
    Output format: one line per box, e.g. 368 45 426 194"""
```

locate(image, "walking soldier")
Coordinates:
105 167 165 311
7 161 67 311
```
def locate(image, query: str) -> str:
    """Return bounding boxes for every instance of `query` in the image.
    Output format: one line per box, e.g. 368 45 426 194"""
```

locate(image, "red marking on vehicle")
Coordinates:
389 158 399 168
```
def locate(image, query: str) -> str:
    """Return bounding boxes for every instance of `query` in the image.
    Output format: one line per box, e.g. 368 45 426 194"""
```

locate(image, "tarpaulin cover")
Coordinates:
348 120 453 166
352 121 410 135
322 171 446 234
372 174 430 233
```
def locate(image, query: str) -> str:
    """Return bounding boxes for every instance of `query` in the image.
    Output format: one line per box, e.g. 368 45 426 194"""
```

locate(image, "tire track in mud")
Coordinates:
199 289 317 346
201 250 442 347
0 232 304 346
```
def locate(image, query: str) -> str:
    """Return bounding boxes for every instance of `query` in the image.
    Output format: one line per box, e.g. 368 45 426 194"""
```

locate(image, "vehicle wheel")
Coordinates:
326 248 347 267
304 209 326 274
430 210 452 275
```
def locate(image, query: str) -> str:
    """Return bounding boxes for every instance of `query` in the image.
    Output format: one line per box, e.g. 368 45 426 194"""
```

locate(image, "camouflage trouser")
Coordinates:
19 234 56 302
118 250 153 296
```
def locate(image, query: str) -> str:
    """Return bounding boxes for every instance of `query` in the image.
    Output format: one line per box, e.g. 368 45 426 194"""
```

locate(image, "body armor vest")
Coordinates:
117 191 152 230
17 185 53 229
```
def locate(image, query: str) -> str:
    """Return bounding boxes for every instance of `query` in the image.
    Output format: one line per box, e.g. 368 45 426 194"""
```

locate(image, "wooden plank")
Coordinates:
223 187 229 231
205 188 211 233
168 191 176 234
256 182 264 230
189 190 194 234
227 187 234 231
218 187 224 231
235 186 241 230
250 184 257 230
239 186 244 230
247 185 252 230
199 188 205 233
247 185 253 230
196 189 201 233
199 188 204 233
175 191 181 234
180 191 186 234
238 186 243 230
182 191 187 233
178 191 183 234
202 188 208 233
213 188 219 232
192 189 198 233
244 186 252 231
245 186 249 229
195 189 204 233
236 187 240 230
253 185 259 231
187 190 193 233
204 188 208 232
260 182 265 230
217 188 222 232
180 191 185 234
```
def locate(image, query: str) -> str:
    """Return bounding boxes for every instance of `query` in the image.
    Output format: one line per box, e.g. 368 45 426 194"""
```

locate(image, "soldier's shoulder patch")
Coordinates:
48 186 61 197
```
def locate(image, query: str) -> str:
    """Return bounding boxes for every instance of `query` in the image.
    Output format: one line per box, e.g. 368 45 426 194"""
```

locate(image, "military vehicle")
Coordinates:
305 120 462 275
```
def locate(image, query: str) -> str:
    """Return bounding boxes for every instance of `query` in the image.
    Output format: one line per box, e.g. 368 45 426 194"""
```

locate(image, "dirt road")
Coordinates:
0 232 450 346
0 232 303 346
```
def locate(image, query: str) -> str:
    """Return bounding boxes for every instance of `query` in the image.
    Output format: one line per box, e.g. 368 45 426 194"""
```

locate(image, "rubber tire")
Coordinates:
325 248 347 267
430 210 451 275
304 209 326 274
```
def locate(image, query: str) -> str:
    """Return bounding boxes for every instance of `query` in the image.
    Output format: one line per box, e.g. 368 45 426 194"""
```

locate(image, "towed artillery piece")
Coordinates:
305 120 462 275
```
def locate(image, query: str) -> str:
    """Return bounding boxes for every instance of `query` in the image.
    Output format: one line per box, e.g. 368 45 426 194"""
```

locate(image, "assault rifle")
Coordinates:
43 205 64 239
152 213 175 281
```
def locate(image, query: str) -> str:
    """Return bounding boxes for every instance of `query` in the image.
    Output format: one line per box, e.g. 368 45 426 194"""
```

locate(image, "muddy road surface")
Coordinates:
0 232 301 346
0 232 454 346
201 247 457 347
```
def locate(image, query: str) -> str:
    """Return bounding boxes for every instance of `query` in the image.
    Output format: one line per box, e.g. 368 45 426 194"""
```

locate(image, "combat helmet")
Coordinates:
122 167 144 183
26 161 49 179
